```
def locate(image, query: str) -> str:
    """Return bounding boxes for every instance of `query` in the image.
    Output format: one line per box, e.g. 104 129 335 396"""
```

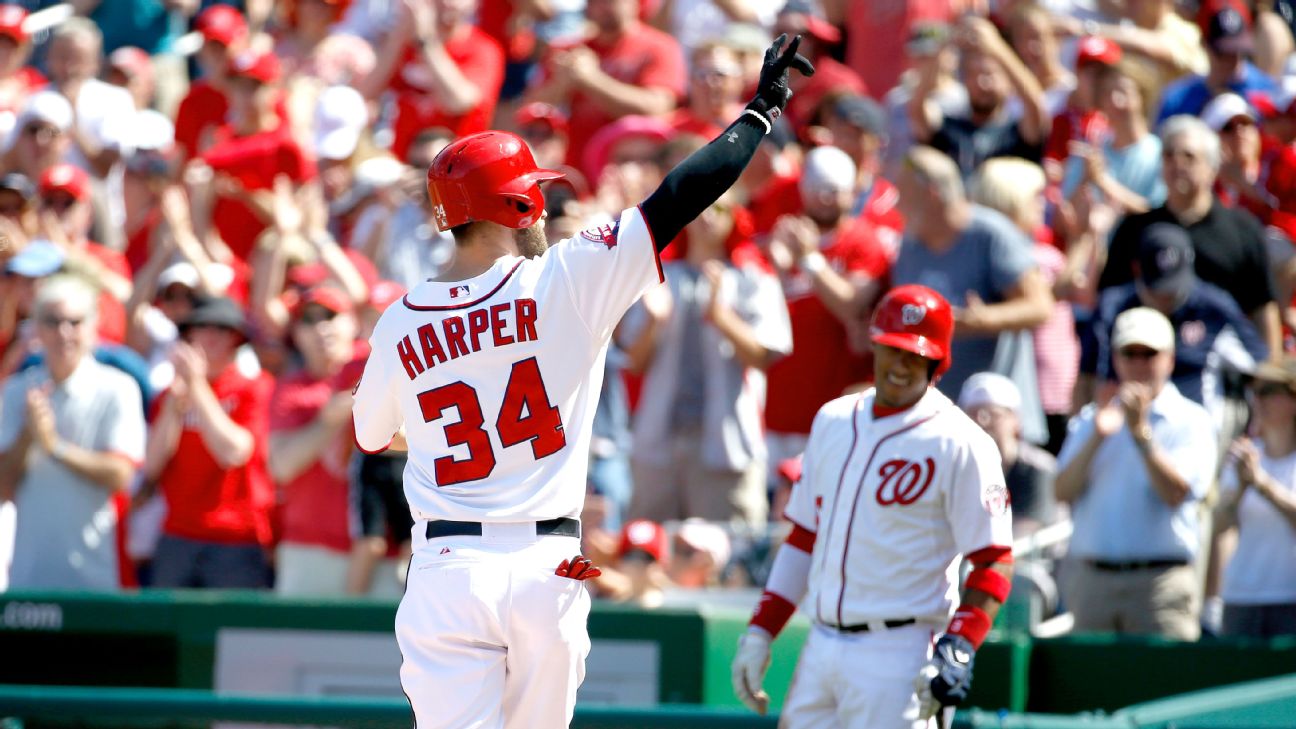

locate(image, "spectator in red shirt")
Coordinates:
527 0 686 169
0 5 44 115
142 296 275 588
762 145 889 478
174 5 250 161
771 0 867 138
38 164 132 345
1248 88 1296 240
1043 36 1118 187
195 50 318 264
270 286 394 596
362 0 504 162
669 41 745 140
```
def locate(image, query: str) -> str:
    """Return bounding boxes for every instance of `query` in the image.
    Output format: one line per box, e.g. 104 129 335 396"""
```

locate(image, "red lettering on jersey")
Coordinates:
515 299 538 342
875 458 936 506
489 303 515 347
443 316 469 359
397 335 425 380
467 309 489 352
418 323 447 368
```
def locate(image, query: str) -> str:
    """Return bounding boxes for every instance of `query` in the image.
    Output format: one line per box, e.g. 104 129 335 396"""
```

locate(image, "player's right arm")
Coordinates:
639 34 813 251
352 323 403 454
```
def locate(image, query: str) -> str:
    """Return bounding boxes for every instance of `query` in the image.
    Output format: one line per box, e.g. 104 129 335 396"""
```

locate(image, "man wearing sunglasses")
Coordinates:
1057 306 1218 639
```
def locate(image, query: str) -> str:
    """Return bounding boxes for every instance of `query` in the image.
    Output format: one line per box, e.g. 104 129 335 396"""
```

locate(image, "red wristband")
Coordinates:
965 566 1012 603
750 590 797 638
946 604 992 649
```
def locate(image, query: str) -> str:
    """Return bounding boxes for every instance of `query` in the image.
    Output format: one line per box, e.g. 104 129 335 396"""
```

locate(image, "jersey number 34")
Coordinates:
416 357 566 486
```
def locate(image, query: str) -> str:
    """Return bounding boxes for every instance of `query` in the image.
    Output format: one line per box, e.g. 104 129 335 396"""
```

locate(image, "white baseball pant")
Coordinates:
396 527 590 729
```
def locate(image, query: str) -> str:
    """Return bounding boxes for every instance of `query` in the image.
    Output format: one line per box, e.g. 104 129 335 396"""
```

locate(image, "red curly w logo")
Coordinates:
875 458 936 506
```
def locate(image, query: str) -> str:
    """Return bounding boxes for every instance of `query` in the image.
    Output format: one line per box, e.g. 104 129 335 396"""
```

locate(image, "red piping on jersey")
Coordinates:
403 260 525 311
834 409 941 627
813 396 864 624
635 203 667 284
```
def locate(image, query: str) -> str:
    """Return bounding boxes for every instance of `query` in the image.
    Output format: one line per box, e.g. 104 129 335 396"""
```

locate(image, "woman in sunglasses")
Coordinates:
1216 356 1296 637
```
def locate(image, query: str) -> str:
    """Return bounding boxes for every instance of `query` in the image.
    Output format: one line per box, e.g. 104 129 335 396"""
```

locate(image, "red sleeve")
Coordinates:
1268 149 1296 215
280 138 317 183
459 33 506 104
1042 111 1073 163
237 374 276 440
838 220 890 278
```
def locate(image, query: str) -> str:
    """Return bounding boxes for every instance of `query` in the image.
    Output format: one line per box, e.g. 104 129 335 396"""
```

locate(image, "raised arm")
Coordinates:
640 35 814 250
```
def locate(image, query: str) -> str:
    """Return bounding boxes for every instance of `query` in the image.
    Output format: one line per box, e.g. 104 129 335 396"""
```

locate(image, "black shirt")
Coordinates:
931 114 1043 178
1098 203 1275 315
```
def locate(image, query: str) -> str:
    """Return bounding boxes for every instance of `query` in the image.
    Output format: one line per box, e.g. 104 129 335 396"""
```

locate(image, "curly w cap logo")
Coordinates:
875 457 936 506
901 304 927 326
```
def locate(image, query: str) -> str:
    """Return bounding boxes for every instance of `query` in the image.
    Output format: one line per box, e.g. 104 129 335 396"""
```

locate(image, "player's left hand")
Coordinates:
914 633 977 720
555 554 602 581
747 33 815 123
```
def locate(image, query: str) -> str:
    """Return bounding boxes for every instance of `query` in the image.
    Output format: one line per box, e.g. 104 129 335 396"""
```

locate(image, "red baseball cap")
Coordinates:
229 49 281 84
293 285 354 320
619 519 668 563
1249 88 1296 119
515 102 569 137
108 46 152 80
38 164 91 202
1076 35 1121 67
0 4 28 44
196 4 248 47
368 280 406 312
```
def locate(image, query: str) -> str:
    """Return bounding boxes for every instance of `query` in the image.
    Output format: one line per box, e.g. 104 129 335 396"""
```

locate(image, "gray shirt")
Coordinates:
0 358 146 591
890 205 1038 398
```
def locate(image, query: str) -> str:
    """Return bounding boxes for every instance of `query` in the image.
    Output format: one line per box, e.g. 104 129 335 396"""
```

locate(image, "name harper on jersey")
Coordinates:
395 299 539 379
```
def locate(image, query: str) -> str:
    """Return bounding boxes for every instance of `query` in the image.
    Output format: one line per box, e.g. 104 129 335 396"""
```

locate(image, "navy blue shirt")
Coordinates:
1155 64 1278 123
1090 282 1269 406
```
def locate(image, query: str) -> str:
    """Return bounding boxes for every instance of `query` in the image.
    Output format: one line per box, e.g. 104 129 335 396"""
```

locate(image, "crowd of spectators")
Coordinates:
0 0 1293 639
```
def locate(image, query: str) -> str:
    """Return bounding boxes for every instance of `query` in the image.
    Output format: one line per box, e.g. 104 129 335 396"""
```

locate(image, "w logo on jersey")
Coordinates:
580 221 620 250
875 458 936 505
901 304 926 326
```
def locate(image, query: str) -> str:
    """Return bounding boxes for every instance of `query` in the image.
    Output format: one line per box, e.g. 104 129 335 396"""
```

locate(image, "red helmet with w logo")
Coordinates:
426 131 564 232
869 284 954 377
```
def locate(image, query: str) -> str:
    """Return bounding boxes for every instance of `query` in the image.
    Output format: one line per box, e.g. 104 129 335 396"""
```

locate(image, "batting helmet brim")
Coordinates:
870 331 948 362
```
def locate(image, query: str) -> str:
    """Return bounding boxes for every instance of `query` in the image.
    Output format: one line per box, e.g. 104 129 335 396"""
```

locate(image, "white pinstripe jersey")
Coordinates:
784 387 1014 626
353 207 662 523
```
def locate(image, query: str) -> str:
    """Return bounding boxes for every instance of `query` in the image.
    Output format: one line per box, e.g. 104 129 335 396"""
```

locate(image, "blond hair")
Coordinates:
968 157 1046 227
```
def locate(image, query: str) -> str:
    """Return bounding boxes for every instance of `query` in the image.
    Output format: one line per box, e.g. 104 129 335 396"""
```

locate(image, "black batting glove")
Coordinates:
746 33 815 124
914 633 977 719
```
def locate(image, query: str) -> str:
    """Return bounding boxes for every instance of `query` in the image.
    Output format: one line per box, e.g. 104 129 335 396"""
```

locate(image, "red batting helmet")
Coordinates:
869 284 954 377
426 131 564 232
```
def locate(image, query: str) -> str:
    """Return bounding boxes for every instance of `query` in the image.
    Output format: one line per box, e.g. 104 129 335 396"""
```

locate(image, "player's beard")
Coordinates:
514 221 549 259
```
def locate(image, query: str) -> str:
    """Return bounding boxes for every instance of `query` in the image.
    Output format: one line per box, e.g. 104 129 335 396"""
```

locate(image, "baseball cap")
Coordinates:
0 4 29 43
4 239 64 277
832 94 887 138
1248 87 1296 119
330 155 407 215
1251 356 1296 390
777 0 840 43
720 23 772 55
293 285 354 320
675 519 731 568
1136 223 1197 295
0 172 35 202
126 109 177 155
195 4 248 47
619 519 667 563
314 85 368 161
582 115 675 181
16 90 73 134
800 145 856 197
515 102 569 138
1207 7 1253 54
368 280 407 312
108 46 152 80
180 295 248 337
1075 35 1122 68
958 372 1023 414
158 262 200 291
228 49 280 84
38 164 91 202
1201 92 1255 131
1112 306 1176 352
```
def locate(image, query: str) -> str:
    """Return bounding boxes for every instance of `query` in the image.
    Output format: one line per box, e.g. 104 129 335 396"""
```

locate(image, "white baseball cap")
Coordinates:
128 109 176 153
1201 93 1254 132
1112 306 1176 352
313 85 368 161
799 145 856 198
17 90 73 132
958 372 1022 414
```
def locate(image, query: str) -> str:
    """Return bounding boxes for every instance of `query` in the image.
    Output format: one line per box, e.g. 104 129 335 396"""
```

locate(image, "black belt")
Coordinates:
425 517 581 540
830 618 917 633
1088 558 1188 573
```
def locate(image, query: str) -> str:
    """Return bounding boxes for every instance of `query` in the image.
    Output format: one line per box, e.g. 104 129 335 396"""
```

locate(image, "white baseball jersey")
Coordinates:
353 206 662 523
785 387 1013 627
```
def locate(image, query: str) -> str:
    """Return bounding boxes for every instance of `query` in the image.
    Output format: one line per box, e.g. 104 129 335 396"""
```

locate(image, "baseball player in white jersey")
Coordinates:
352 35 814 729
731 284 1016 729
